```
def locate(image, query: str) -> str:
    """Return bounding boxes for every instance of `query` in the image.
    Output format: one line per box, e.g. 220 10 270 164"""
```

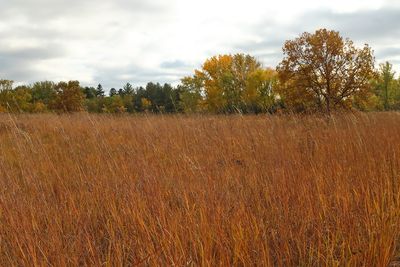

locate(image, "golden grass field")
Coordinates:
0 113 399 266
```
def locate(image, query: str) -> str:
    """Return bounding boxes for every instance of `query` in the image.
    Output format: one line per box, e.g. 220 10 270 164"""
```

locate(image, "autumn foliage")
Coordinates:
277 29 376 114
1 29 400 115
0 113 399 265
181 54 278 113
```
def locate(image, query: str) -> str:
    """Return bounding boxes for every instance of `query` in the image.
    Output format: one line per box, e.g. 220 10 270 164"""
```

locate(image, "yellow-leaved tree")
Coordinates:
181 54 278 113
51 81 85 112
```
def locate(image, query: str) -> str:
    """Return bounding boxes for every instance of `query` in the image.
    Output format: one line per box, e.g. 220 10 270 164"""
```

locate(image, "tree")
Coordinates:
101 95 126 113
109 88 117 97
141 98 151 112
178 77 203 113
244 68 279 113
162 83 178 112
373 62 397 110
396 77 400 109
352 90 382 111
0 79 13 91
82 86 97 99
85 98 101 113
32 81 56 106
277 29 375 114
122 83 134 96
96 84 105 98
133 86 146 111
0 80 14 111
145 82 163 112
122 95 135 112
52 81 85 112
0 82 34 113
134 82 180 113
182 54 277 113
11 86 33 112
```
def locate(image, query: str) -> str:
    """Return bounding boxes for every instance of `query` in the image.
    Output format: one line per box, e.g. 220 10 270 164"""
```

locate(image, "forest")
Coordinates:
1 29 399 115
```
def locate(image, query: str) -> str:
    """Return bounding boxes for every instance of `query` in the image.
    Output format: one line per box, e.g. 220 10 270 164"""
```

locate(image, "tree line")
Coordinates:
1 29 400 115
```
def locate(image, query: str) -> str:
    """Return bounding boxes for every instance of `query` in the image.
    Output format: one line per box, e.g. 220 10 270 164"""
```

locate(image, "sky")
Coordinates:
0 0 400 89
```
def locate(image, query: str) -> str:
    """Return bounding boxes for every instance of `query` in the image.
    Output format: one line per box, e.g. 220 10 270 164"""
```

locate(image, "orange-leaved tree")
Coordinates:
277 29 375 114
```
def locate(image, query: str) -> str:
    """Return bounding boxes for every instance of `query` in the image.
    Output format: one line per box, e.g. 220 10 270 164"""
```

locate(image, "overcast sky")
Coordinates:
0 0 399 89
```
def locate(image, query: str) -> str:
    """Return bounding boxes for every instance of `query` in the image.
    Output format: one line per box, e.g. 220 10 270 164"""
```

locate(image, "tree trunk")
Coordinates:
326 96 331 116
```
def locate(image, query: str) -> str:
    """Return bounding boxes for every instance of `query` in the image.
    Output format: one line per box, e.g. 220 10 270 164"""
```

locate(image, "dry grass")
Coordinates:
0 113 399 266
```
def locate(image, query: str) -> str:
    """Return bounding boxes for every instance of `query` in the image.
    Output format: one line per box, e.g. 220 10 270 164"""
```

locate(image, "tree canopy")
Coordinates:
0 29 399 114
277 29 376 114
181 54 279 113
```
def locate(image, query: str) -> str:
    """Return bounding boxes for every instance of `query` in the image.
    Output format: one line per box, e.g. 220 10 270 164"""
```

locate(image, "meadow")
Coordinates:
0 113 399 266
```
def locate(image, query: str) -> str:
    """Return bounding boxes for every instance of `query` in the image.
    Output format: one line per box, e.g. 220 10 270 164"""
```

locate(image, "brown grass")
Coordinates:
0 113 399 266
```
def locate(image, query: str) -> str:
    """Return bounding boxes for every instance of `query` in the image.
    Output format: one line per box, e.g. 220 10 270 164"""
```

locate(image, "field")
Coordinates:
0 113 399 266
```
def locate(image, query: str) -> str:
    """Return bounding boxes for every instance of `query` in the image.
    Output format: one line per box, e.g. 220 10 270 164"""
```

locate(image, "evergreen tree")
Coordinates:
96 84 105 98
109 88 117 97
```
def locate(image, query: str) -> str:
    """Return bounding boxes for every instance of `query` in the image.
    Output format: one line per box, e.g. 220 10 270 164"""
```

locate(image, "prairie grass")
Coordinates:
0 113 399 266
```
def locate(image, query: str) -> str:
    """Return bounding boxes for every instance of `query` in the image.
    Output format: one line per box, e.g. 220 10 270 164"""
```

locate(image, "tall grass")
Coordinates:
0 113 399 266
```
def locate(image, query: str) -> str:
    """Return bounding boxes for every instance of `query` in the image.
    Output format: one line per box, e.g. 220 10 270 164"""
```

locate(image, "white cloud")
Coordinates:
0 0 399 88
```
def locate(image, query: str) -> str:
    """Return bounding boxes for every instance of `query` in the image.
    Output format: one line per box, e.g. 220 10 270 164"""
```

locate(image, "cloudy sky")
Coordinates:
0 0 399 89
